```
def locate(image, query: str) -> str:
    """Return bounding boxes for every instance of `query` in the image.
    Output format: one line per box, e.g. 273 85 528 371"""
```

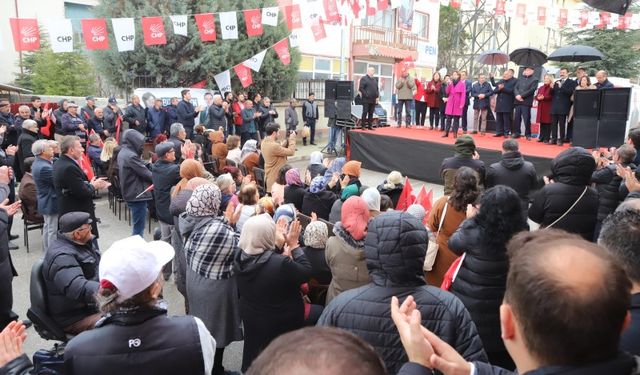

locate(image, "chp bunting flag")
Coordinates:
170 15 188 36
141 17 167 45
598 12 611 29
10 18 40 51
390 0 401 9
112 18 135 52
80 153 94 181
377 0 389 11
619 13 632 30
195 13 217 42
289 31 300 48
559 9 568 27
220 11 239 39
323 0 341 23
243 49 267 72
81 19 109 50
244 9 264 37
273 38 291 65
366 0 377 16
46 19 74 53
609 13 619 30
234 64 253 88
579 10 589 28
347 0 363 18
284 4 303 30
537 6 546 26
214 70 232 93
516 4 526 18
262 7 279 26
311 18 327 41
450 0 461 9
495 0 505 15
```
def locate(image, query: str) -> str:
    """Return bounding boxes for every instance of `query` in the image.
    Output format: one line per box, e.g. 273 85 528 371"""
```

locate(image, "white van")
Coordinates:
132 88 214 109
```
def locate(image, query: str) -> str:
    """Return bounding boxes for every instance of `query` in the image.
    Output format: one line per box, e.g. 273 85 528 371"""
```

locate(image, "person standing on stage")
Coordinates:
549 68 577 146
395 71 415 128
491 69 517 138
470 74 493 136
439 75 450 131
536 74 554 143
513 66 539 140
460 71 472 134
425 73 443 130
358 67 379 131
443 71 466 139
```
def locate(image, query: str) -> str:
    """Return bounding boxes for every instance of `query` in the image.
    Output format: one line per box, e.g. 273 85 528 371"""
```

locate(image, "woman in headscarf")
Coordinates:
233 214 312 372
325 196 371 303
322 157 346 193
307 151 327 180
302 220 332 285
172 159 205 198
209 130 228 173
183 184 243 375
284 168 306 211
216 173 239 213
377 171 404 208
301 176 339 221
241 139 260 180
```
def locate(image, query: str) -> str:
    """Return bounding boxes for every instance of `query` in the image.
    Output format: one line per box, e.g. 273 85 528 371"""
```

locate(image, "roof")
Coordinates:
0 83 33 94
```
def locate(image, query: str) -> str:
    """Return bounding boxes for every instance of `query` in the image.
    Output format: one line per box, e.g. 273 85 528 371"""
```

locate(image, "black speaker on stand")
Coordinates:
572 88 631 149
572 90 600 149
322 80 355 156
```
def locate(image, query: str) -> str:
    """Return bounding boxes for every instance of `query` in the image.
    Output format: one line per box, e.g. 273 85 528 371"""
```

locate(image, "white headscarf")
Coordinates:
309 151 323 166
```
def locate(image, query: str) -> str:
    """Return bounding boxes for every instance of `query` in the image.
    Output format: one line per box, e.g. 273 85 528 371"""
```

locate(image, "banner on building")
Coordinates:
262 7 279 26
273 38 291 65
170 15 188 36
220 12 239 39
46 19 74 53
233 64 253 88
195 13 217 42
141 17 166 45
81 19 109 50
112 18 135 52
417 41 438 67
398 0 415 31
243 49 267 72
244 9 264 37
214 70 231 93
10 18 40 51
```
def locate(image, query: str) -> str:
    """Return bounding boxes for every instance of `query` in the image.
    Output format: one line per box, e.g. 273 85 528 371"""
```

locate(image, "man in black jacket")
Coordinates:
490 70 517 138
177 89 203 139
42 212 101 334
358 67 380 131
394 229 637 375
486 139 537 214
80 96 96 123
16 120 38 179
318 211 487 374
512 66 539 140
123 95 147 135
207 94 226 131
550 68 577 146
53 136 110 237
103 97 122 137
0 166 21 329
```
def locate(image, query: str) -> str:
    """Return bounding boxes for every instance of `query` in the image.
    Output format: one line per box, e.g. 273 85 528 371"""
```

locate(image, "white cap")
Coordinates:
99 236 174 302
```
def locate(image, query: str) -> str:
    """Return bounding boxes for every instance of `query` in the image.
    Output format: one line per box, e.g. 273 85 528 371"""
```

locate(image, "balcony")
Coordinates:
351 26 418 61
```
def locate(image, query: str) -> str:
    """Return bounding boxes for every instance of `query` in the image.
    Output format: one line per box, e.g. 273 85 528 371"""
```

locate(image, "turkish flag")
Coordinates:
414 186 433 223
396 177 415 211
495 0 505 15
537 6 546 25
195 13 217 42
324 0 341 23
115 115 122 143
9 18 40 51
80 153 94 181
234 64 253 88
311 18 327 41
450 0 461 9
273 39 291 65
141 17 167 46
378 0 389 11
619 13 632 30
244 9 263 37
81 19 109 50
284 5 303 30
559 9 568 27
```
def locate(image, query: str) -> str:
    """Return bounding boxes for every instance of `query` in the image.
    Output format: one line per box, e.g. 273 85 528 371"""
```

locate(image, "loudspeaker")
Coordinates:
598 118 628 148
336 81 353 100
325 100 336 118
573 90 600 119
325 80 337 100
336 100 351 120
572 118 599 149
601 88 631 121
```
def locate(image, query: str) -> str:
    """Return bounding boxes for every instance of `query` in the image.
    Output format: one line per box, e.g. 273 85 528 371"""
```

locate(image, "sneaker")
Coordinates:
471 131 478 135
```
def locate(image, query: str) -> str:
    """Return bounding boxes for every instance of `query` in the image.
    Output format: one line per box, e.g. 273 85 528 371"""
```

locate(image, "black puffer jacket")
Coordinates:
592 162 634 221
485 151 537 207
317 211 487 374
301 190 338 221
529 147 598 240
448 219 513 368
377 183 403 208
117 129 152 202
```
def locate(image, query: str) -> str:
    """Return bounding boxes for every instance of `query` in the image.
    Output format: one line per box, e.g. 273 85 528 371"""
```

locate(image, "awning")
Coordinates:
0 83 33 94
352 44 417 61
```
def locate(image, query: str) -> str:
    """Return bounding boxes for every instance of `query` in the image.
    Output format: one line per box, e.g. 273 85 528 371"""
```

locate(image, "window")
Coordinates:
364 10 394 28
413 13 430 39
355 62 368 75
64 2 95 39
314 58 331 71
299 55 344 80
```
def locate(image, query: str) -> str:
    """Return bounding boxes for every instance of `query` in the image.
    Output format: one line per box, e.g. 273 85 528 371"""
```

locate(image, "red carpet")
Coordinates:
351 127 570 160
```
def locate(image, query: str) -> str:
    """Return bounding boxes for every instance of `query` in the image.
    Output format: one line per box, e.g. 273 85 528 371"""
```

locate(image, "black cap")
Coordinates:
59 212 92 233
108 97 117 104
155 142 174 158
85 96 95 101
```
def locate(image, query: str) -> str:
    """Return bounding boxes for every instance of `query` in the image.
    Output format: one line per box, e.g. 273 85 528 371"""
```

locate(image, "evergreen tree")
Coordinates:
93 0 300 99
437 5 469 70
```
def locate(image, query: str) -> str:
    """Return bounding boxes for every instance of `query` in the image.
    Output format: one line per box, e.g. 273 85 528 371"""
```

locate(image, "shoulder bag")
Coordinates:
424 200 448 272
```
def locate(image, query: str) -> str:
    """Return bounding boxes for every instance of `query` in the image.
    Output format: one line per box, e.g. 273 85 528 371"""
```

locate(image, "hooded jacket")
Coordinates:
152 159 181 224
486 151 538 207
592 162 635 221
117 129 152 202
324 222 370 303
529 147 598 240
318 211 487 374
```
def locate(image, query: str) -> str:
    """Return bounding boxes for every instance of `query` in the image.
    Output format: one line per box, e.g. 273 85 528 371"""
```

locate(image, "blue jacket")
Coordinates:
241 108 257 134
32 156 57 215
146 107 166 138
471 82 493 109
596 79 614 90
164 105 179 132
551 78 577 115
177 100 198 129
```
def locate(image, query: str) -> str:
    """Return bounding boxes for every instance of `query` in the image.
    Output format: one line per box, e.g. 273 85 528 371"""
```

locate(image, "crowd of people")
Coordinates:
0 82 639 375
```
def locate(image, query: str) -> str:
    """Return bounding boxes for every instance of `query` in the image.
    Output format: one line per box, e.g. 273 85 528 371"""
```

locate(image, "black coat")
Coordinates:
592 163 633 221
284 185 306 211
233 248 312 371
448 219 513 367
377 183 403 208
152 160 181 224
123 104 147 134
529 147 598 240
513 74 539 107
358 75 379 103
491 77 516 113
168 136 184 162
102 106 122 134
16 129 37 177
301 190 338 221
117 130 152 202
53 155 98 236
0 184 16 329
485 151 538 207
42 235 100 328
207 103 226 130
302 246 332 285
621 293 640 356
551 78 577 115
318 211 487 374
177 100 198 129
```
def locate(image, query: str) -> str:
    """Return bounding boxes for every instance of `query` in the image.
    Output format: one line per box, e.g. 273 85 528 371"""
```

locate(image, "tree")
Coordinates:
437 5 469 70
560 27 640 79
14 41 97 96
92 0 300 99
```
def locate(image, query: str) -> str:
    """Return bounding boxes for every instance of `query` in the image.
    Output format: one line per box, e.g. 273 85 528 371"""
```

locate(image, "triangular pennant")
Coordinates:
396 177 414 211
214 70 232 93
243 49 267 72
273 38 291 65
284 4 303 30
234 64 253 88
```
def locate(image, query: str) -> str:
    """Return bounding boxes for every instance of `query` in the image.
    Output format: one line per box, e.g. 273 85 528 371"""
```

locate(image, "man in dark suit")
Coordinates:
52 136 110 238
32 140 58 252
176 89 203 139
16 120 38 178
512 66 539 140
549 67 577 146
491 69 517 138
0 165 22 329
358 67 380 131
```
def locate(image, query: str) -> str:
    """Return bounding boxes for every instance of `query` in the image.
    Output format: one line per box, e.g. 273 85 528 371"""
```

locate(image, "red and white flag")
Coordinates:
244 9 264 37
619 13 632 30
141 17 166 46
495 0 505 16
311 18 327 41
366 0 377 16
537 6 546 26
579 11 589 28
377 0 389 11
262 7 279 27
10 18 40 51
81 19 109 50
323 0 341 23
219 11 239 40
559 9 568 28
273 38 291 65
284 4 303 30
597 12 611 29
233 64 253 88
195 13 217 42
46 19 74 53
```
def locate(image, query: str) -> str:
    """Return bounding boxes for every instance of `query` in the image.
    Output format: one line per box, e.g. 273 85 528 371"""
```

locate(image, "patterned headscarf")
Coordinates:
274 203 297 225
304 221 329 249
186 184 222 217
322 157 346 186
285 168 303 186
309 176 326 193
241 140 258 161
239 214 276 255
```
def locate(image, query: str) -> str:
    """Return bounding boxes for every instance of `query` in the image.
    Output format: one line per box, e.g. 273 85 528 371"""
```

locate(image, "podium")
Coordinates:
572 88 631 149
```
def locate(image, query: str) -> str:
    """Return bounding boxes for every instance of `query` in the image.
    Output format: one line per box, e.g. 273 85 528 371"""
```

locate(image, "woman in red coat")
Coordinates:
232 93 246 131
414 77 428 128
535 74 553 143
425 72 443 130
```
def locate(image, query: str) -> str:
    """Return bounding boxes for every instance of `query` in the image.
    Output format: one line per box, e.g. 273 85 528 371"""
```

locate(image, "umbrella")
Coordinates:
547 45 604 63
475 50 509 66
509 47 547 67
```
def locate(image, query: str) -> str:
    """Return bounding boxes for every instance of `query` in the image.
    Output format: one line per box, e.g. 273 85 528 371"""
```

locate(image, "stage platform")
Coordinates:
347 127 570 184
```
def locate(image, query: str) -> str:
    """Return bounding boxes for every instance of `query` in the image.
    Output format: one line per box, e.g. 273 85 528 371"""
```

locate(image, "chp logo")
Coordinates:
20 26 38 44
91 26 106 42
150 23 164 39
173 20 186 28
202 21 215 35
250 15 261 30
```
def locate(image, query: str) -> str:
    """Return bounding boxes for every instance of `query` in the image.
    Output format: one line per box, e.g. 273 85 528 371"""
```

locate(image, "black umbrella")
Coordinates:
475 50 509 66
509 47 547 67
547 45 605 63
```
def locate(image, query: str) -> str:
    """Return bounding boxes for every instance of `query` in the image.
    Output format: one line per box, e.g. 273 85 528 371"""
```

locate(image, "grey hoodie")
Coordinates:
117 129 153 202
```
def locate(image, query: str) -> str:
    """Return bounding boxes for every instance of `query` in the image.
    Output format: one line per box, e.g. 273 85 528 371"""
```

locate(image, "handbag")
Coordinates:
424 201 448 272
546 186 588 228
301 125 310 138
